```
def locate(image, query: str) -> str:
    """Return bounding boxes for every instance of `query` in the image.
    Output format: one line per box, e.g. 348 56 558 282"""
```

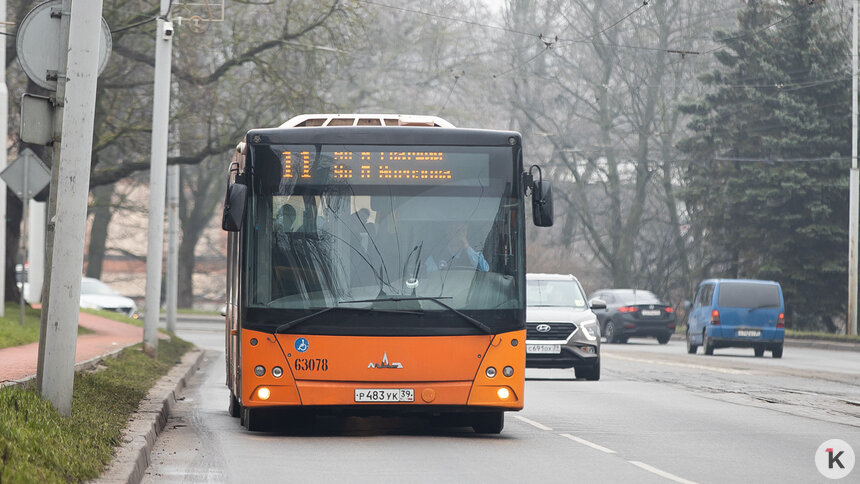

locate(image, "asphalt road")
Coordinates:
142 319 860 483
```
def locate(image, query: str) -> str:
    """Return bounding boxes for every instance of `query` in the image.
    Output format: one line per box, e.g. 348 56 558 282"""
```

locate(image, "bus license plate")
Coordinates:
737 329 761 337
526 344 561 354
354 389 414 403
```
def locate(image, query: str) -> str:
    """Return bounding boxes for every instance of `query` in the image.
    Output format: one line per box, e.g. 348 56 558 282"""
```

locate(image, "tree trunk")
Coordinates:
177 233 196 308
85 184 115 279
4 192 22 302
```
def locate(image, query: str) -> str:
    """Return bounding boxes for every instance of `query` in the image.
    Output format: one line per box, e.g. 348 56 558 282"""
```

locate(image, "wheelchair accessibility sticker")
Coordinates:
294 337 309 353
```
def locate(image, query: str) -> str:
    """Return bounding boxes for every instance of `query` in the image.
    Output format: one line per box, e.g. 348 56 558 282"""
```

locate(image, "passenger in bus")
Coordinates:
424 222 489 272
275 204 296 233
351 208 376 251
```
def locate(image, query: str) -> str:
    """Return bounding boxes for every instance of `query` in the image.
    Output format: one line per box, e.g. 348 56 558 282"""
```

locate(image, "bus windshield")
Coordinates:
242 143 524 335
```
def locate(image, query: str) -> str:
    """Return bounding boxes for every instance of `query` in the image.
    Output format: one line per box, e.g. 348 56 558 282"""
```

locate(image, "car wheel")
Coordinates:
605 320 617 344
686 330 698 354
703 330 714 355
619 336 629 344
579 359 600 381
229 393 241 418
754 345 765 357
472 411 504 434
657 333 671 345
772 343 783 359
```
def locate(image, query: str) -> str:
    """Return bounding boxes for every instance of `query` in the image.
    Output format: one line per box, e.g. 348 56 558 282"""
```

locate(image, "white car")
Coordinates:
526 273 605 380
79 277 139 318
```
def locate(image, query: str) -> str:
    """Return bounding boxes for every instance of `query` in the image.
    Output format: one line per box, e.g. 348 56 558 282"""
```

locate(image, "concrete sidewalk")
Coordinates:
0 312 144 387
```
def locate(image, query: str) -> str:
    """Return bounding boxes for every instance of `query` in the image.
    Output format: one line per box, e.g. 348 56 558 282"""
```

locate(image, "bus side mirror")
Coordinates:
531 179 554 227
222 179 247 232
526 165 554 227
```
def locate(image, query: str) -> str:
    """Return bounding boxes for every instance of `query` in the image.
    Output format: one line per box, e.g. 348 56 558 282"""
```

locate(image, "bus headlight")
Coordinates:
486 367 497 378
254 365 265 377
272 366 283 378
497 387 510 399
502 366 514 377
257 387 271 400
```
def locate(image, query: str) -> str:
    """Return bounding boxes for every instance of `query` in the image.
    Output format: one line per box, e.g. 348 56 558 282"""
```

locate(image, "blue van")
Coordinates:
686 279 785 358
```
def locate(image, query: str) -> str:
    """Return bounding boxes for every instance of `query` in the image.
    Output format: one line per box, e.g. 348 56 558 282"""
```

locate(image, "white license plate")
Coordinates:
737 329 761 337
641 309 661 316
354 388 414 403
526 344 561 354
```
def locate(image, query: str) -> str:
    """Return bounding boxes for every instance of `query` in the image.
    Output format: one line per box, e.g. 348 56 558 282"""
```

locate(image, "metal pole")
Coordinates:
39 0 104 415
19 164 27 326
143 1 174 357
28 200 46 304
0 0 7 318
850 0 859 336
166 165 179 334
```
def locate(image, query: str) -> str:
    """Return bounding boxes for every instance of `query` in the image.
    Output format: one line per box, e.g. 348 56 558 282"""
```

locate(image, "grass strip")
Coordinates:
0 304 93 350
784 329 860 343
81 308 144 328
0 335 192 483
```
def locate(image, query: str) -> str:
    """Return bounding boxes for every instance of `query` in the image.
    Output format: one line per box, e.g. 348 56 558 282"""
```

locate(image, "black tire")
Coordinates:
703 331 714 355
605 321 617 344
472 411 504 434
242 407 267 432
772 343 783 359
578 359 601 381
754 346 765 357
618 336 629 344
229 393 241 418
657 333 671 345
686 330 698 354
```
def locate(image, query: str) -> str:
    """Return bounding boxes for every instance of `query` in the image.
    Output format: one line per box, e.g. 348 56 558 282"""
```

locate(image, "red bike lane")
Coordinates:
0 312 144 384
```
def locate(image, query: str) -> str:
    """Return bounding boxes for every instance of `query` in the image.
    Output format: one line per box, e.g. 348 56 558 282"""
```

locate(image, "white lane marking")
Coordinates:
602 353 750 375
560 433 616 454
629 461 699 484
513 415 553 430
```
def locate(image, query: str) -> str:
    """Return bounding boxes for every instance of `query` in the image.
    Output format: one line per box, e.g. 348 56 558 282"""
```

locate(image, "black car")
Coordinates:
589 289 675 344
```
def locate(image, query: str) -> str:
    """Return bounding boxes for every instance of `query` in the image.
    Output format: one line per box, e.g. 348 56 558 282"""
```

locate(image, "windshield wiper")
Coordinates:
342 296 493 334
748 304 777 312
275 305 421 333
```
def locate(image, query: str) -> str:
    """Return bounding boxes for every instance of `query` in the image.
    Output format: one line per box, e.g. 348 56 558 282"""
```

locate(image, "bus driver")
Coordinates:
424 222 489 272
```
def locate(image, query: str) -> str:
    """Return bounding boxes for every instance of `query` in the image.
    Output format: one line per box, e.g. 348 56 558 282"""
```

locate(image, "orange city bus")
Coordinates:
221 114 553 433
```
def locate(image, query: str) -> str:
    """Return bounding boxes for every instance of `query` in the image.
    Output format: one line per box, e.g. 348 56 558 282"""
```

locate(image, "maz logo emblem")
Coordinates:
368 352 403 369
536 324 552 333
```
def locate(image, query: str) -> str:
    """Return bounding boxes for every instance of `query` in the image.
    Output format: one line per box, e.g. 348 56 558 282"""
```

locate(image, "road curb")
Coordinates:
92 347 206 484
669 333 860 352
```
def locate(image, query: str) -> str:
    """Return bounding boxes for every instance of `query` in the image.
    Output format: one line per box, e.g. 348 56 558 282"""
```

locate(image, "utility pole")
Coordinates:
166 165 179 334
38 0 105 415
36 0 72 393
143 0 174 357
850 0 859 337
0 0 7 318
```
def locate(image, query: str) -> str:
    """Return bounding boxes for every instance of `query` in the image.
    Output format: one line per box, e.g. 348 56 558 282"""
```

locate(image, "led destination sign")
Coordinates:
279 149 489 186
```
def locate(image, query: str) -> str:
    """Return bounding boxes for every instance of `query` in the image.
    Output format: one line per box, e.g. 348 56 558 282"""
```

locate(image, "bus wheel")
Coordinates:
229 394 241 418
472 411 504 434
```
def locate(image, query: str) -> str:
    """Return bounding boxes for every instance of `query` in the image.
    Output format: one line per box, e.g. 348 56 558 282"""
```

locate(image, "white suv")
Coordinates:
525 273 605 380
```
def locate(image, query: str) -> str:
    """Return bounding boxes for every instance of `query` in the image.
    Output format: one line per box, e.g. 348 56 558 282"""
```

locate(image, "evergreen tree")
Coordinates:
678 0 849 331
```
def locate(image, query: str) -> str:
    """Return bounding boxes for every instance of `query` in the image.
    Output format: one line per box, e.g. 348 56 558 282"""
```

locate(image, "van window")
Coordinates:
697 284 715 307
717 283 780 308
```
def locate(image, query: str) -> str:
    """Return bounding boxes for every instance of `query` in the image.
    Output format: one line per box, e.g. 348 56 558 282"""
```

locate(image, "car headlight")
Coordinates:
581 320 598 341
